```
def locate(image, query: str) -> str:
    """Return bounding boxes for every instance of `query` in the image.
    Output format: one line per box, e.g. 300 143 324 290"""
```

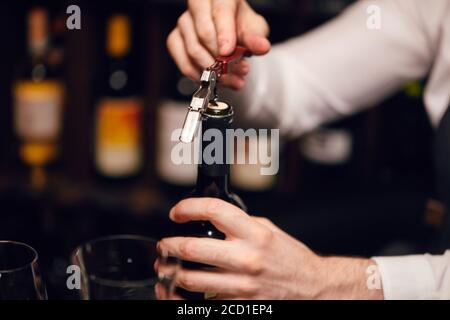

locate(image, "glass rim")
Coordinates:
76 234 158 247
72 234 165 288
0 240 39 273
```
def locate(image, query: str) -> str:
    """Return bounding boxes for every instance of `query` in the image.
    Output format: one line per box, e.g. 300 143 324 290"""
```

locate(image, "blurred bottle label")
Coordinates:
231 133 277 192
156 100 197 185
299 128 352 165
14 80 64 142
95 97 143 177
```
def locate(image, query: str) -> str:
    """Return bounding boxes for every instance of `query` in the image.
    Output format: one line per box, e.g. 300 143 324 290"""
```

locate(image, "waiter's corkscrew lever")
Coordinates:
179 46 251 143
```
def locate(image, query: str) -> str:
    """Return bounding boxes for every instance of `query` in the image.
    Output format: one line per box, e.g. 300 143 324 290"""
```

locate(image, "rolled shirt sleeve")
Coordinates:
373 251 450 299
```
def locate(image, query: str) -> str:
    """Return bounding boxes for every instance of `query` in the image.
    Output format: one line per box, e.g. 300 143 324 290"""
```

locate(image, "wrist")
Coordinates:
314 256 384 300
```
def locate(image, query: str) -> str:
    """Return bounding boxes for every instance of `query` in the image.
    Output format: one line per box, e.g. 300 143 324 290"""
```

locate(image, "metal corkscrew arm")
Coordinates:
179 46 250 143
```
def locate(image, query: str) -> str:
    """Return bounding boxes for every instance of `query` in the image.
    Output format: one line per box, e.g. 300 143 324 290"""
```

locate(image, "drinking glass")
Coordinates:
0 240 47 300
71 234 178 300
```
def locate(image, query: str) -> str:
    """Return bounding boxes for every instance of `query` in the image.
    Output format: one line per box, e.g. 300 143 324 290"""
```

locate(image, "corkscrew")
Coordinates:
179 46 251 143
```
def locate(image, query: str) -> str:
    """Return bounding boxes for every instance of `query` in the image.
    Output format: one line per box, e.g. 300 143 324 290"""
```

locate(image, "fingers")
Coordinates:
167 26 248 89
252 216 281 233
174 268 258 296
170 198 258 239
213 294 252 300
238 1 270 37
229 59 250 76
220 74 245 90
166 28 201 80
217 59 249 90
155 282 184 300
170 0 268 89
237 1 271 55
186 0 270 57
241 33 271 56
158 237 257 272
177 12 215 69
211 0 238 56
188 0 218 55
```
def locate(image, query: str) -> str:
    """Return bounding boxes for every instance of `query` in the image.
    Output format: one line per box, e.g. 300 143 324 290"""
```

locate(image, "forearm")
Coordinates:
314 257 384 300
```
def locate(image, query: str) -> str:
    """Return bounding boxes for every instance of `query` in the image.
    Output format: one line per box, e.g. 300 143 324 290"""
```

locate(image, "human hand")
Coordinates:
166 0 270 89
157 198 384 299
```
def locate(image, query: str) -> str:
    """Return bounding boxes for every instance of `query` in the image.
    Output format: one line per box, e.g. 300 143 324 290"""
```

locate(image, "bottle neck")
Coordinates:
195 166 230 195
105 16 133 96
107 14 131 58
196 117 231 194
195 102 233 195
29 44 48 60
27 8 49 60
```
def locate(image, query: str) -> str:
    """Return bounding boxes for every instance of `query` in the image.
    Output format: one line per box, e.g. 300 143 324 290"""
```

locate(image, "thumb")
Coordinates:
241 33 271 56
237 2 271 56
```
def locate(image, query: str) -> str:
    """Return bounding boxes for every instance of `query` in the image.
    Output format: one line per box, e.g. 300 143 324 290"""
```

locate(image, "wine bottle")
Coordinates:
47 13 66 74
13 7 65 189
177 101 246 299
94 14 143 181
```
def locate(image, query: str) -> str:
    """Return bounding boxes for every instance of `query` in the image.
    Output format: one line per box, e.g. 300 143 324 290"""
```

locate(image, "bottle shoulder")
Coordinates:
15 57 60 82
101 56 135 97
227 191 247 212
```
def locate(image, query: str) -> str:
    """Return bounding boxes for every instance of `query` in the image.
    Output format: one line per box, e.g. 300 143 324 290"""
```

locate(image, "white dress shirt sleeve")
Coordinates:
373 251 450 299
237 0 434 137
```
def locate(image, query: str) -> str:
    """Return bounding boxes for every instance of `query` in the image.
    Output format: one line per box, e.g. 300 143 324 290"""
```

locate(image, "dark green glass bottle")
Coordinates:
177 101 246 299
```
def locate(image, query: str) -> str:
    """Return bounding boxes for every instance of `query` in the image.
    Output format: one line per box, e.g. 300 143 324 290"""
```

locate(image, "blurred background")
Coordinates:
0 0 441 299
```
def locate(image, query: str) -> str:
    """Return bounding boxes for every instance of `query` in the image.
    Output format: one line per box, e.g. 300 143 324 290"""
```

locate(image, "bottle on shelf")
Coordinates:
13 7 65 190
47 13 66 74
230 131 278 193
156 75 198 192
94 14 143 182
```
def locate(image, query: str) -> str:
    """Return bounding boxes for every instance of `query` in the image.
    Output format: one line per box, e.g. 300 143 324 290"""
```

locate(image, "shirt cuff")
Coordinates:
372 255 437 300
